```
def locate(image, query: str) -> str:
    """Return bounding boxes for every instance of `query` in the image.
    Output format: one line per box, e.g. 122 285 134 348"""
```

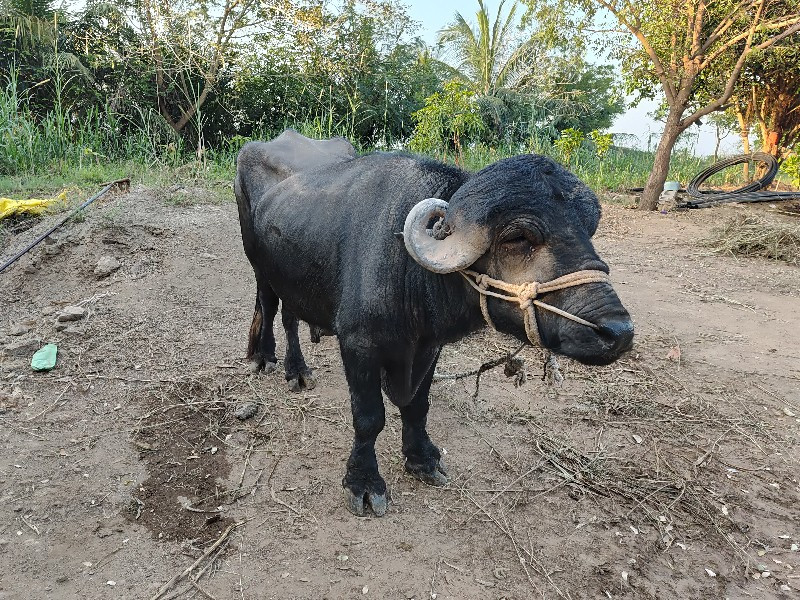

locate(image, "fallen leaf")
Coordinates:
666 346 681 361
632 434 643 444
705 568 716 577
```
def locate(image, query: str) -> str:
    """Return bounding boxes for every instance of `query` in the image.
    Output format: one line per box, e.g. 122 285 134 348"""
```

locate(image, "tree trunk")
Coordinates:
639 110 683 210
761 130 781 158
735 110 751 180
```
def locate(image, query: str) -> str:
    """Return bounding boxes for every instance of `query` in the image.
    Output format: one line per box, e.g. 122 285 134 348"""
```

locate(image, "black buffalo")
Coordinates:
235 129 634 516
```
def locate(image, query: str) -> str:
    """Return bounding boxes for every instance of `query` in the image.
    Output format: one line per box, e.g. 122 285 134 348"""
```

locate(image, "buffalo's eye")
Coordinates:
501 234 535 254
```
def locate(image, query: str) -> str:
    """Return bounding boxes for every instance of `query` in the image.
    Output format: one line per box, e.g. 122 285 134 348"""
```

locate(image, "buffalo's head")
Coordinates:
404 154 633 365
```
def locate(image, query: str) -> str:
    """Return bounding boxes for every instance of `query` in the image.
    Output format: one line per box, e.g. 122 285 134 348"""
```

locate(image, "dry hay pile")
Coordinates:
703 213 800 265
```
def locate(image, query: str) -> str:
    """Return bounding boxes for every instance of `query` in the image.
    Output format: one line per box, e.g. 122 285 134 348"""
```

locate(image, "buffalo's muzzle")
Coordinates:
596 319 635 356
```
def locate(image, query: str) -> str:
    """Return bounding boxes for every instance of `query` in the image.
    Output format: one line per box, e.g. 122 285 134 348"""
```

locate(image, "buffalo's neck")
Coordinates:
412 269 487 345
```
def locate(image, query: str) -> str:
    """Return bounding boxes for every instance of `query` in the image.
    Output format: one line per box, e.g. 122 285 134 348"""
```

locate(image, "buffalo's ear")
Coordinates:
577 190 601 237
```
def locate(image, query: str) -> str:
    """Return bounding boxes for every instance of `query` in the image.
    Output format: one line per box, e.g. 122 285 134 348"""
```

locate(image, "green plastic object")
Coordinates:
31 343 58 371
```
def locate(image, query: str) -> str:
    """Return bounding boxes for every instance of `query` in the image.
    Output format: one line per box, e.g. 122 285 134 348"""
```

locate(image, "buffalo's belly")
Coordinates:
253 228 339 331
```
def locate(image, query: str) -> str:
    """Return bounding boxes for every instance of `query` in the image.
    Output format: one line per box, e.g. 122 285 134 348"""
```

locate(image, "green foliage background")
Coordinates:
0 0 761 199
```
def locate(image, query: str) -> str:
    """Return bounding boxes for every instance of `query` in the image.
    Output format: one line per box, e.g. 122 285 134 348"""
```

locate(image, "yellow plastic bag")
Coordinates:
0 191 67 220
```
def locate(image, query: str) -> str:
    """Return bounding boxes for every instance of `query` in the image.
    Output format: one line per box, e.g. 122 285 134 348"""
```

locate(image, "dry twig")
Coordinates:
149 521 243 600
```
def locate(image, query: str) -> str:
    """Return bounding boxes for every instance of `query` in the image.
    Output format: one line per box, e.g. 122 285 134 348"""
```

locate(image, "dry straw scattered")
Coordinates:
703 213 800 265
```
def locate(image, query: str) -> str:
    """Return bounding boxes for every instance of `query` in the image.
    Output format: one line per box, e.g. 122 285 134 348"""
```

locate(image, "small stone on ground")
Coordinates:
234 402 259 420
4 338 40 357
57 306 87 322
8 323 31 336
94 256 121 278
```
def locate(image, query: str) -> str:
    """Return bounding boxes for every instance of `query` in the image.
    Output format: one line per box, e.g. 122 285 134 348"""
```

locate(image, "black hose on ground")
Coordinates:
679 153 800 208
0 178 130 274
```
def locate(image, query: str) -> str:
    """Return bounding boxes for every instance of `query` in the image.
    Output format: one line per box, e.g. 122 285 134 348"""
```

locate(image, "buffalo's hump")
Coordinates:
236 129 357 199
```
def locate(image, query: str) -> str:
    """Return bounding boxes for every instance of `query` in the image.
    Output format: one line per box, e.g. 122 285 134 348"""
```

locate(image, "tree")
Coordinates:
437 0 534 96
706 111 737 162
224 0 438 146
0 0 58 52
409 79 485 162
733 38 800 163
526 0 800 209
136 0 262 135
437 0 623 146
540 61 623 134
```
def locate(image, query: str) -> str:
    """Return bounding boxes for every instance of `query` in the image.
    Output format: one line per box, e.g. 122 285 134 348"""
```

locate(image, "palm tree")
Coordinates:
436 0 534 97
435 0 624 145
0 0 59 50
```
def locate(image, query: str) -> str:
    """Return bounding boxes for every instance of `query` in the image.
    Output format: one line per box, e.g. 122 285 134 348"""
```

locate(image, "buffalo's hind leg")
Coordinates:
399 346 448 486
339 339 387 517
246 282 279 373
281 307 315 392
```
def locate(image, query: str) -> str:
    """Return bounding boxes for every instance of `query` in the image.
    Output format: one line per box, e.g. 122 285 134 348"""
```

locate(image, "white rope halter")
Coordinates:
459 269 611 345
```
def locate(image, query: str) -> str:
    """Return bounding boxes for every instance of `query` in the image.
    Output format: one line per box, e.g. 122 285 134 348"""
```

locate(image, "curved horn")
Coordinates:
403 198 490 274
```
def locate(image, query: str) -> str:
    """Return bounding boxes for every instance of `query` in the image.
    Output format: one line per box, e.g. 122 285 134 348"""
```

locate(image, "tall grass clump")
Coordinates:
0 71 41 175
449 137 714 193
0 66 186 179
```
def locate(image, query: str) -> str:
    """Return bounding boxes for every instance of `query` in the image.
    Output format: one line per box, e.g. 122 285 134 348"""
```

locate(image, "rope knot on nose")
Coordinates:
517 282 539 310
474 273 490 289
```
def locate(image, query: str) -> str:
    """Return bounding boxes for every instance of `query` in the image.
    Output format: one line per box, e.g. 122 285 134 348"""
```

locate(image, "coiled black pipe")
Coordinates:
680 153 800 208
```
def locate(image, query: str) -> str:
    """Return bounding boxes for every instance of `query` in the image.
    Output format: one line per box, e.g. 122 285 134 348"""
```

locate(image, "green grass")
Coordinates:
0 137 734 213
452 140 715 192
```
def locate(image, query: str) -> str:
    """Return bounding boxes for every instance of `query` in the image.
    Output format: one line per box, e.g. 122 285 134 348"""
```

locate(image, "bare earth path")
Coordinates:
1 188 798 599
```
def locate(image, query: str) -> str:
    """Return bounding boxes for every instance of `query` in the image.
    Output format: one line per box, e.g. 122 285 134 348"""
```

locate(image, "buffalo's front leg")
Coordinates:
400 346 447 486
339 340 387 517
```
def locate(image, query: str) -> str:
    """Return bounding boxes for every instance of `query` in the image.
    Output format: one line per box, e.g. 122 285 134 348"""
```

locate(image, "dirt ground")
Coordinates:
1 185 798 600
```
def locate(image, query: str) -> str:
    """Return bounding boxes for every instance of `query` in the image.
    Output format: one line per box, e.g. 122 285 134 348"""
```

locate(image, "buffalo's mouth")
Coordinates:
460 269 634 366
545 316 634 366
534 288 634 366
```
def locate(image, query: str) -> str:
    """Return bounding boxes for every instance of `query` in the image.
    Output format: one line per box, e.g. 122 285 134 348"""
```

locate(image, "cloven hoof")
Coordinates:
406 459 448 487
249 358 277 374
287 371 316 392
343 488 389 517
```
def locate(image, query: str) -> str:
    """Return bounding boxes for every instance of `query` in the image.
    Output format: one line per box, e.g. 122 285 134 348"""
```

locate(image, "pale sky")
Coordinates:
402 0 742 157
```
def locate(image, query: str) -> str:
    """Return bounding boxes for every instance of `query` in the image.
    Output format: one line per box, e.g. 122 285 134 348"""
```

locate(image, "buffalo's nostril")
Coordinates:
597 320 634 353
